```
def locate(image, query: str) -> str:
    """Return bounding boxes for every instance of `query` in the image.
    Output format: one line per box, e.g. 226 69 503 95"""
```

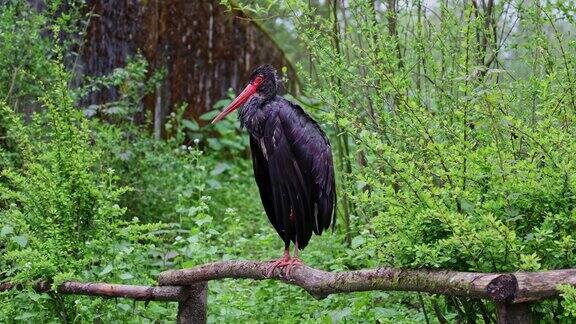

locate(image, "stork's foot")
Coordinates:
267 255 291 277
285 257 303 278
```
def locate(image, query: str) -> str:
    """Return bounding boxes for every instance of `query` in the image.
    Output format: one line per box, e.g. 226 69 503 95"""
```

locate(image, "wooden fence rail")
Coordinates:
0 281 207 323
5 260 576 323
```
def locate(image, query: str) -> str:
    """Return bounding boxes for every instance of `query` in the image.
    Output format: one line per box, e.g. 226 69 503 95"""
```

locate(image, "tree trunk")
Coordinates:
78 0 298 132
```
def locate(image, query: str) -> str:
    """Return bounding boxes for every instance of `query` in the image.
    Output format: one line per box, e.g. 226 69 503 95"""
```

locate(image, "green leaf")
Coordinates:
14 312 35 320
105 106 126 115
212 99 232 110
207 138 222 150
119 273 134 280
182 260 196 268
99 264 113 276
1 225 14 237
210 163 230 176
351 236 365 249
375 307 398 318
194 214 213 226
182 119 199 131
199 110 220 121
117 303 131 312
207 179 221 189
12 235 28 247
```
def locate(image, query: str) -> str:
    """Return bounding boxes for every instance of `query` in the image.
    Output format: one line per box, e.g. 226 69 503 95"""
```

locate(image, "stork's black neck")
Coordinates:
239 95 280 138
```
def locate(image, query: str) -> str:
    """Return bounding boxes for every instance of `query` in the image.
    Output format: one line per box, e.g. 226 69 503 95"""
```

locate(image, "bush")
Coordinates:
234 0 576 320
5 0 576 321
0 4 177 320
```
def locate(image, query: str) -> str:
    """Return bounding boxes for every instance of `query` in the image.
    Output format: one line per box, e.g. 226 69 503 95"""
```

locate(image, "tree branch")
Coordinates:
0 281 185 301
158 260 505 300
4 262 576 305
158 260 576 302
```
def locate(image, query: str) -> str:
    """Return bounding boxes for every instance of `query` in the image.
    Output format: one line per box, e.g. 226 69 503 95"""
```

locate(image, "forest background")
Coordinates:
2 0 576 322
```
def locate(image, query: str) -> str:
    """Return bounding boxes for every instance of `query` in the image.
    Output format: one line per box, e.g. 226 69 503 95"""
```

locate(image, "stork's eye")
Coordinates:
253 75 264 86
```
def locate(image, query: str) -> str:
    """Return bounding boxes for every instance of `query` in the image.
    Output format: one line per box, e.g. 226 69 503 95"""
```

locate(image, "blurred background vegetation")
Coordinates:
1 0 576 322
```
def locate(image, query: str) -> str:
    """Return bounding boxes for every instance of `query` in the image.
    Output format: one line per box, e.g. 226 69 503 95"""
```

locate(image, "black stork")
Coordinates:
211 65 336 276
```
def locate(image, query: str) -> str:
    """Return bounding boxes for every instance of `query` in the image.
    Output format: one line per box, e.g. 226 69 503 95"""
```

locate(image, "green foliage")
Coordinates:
78 55 166 121
282 0 576 274
169 90 250 155
0 3 182 321
4 0 576 322
0 59 176 320
198 90 250 155
0 2 52 104
559 285 576 320
0 78 121 278
92 118 209 224
234 0 576 320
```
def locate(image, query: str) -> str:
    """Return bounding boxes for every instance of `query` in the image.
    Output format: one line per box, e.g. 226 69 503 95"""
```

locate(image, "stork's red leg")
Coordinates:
285 241 303 278
266 245 291 277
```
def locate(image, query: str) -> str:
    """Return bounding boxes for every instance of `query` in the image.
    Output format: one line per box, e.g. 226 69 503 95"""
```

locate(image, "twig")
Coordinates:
432 298 449 324
5 67 20 102
418 292 431 324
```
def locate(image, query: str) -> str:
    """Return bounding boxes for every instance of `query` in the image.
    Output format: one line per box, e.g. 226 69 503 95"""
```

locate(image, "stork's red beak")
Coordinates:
211 82 259 124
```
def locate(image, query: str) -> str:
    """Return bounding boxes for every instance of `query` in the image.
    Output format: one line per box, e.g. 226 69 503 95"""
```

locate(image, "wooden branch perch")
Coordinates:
158 260 576 302
0 281 186 301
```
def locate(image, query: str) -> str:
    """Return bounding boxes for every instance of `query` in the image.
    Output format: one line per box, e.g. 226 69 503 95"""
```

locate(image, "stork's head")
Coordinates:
211 64 278 124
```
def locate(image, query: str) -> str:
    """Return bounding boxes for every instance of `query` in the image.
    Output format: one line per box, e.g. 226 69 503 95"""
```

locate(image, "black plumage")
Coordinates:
242 95 336 249
212 65 336 273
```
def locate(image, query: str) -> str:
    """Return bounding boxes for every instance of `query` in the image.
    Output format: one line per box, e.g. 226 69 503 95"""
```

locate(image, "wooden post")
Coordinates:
177 282 208 324
495 302 532 324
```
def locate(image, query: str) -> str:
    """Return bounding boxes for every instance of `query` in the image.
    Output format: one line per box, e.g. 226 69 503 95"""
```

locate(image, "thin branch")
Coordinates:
432 298 449 324
0 281 186 302
418 292 431 324
5 67 20 102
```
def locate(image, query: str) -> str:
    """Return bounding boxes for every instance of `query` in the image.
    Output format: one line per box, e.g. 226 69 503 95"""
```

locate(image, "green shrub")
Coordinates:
0 2 52 105
0 56 190 322
233 0 576 320
6 0 576 321
0 7 178 318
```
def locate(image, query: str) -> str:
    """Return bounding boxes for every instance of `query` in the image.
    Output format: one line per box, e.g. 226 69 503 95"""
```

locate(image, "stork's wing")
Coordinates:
263 103 336 248
281 102 336 235
250 136 288 243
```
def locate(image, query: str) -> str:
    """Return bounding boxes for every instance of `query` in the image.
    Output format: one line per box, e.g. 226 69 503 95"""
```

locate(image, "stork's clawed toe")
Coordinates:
266 257 291 277
285 257 303 279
